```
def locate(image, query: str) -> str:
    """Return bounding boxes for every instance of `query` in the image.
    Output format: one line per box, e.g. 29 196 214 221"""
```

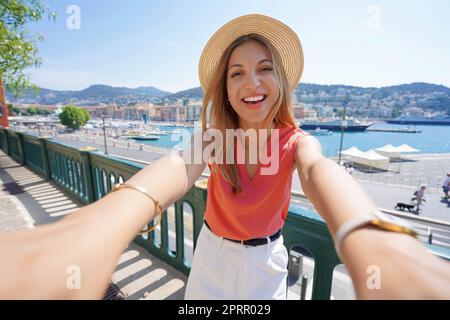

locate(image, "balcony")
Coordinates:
1 127 449 300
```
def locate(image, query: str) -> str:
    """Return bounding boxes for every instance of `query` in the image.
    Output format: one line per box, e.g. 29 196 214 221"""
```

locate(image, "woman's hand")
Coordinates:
341 227 450 299
295 134 450 299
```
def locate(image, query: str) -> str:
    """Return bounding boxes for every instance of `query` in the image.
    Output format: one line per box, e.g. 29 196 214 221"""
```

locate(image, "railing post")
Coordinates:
428 227 433 244
16 132 26 165
39 137 52 181
192 178 208 250
0 128 8 153
311 259 336 300
300 275 308 300
174 200 185 267
79 146 98 204
4 128 11 155
6 130 11 155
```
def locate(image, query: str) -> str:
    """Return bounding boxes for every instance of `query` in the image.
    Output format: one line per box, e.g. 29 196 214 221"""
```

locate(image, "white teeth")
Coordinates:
243 95 264 102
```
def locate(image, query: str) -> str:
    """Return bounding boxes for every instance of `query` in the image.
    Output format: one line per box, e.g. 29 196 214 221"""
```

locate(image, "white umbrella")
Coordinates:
353 150 390 170
340 146 366 157
375 144 399 152
364 150 390 160
374 144 401 158
396 144 420 153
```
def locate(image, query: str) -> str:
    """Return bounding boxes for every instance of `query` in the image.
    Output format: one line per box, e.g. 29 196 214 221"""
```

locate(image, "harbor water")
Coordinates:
138 123 450 157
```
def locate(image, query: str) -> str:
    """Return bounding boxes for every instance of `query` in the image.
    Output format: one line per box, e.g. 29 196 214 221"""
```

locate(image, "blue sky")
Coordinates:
26 0 450 93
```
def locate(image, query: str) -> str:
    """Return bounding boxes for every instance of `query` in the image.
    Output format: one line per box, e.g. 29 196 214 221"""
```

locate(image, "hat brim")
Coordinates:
198 14 304 93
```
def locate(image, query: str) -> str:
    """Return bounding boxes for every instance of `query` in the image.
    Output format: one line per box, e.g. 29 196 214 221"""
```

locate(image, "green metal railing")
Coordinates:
284 206 340 299
0 129 7 152
6 130 22 163
22 134 46 175
47 141 89 205
1 127 449 300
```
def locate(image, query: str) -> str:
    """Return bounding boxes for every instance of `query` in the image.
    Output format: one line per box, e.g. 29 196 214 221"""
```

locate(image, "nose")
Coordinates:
243 70 261 89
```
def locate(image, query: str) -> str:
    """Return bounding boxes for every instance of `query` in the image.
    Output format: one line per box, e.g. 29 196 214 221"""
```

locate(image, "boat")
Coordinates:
298 119 373 132
386 115 450 126
128 134 160 141
366 127 421 133
307 128 333 136
144 130 169 136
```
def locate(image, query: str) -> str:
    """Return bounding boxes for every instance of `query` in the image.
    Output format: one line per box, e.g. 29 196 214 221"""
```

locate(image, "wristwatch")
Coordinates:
334 210 419 259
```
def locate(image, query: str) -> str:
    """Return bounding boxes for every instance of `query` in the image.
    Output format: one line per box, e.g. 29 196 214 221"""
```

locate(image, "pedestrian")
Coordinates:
442 173 450 200
347 164 354 175
412 185 427 214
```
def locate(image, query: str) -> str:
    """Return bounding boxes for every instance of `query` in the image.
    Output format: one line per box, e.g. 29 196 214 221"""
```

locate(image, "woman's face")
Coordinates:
226 40 279 128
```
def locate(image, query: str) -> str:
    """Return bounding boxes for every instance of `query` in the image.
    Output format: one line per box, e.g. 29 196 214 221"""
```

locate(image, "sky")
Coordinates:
25 0 450 93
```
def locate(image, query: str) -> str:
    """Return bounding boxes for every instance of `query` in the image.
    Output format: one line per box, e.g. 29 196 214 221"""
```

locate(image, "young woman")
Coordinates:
184 15 309 299
0 14 449 300
183 14 448 299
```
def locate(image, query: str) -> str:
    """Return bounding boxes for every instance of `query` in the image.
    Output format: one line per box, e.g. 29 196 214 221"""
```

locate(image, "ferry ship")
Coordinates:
386 115 450 126
298 119 373 132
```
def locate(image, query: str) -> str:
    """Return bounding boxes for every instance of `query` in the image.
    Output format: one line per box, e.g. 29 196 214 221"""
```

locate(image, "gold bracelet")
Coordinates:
111 183 163 235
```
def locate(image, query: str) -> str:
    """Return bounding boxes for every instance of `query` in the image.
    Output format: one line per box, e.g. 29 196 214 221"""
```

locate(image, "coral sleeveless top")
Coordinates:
204 124 308 240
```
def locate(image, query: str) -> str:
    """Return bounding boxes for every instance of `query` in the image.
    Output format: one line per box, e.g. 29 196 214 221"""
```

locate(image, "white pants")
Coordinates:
185 223 288 300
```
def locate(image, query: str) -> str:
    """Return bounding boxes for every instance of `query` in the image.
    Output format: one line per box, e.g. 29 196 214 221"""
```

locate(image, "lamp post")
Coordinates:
102 114 108 155
338 106 347 164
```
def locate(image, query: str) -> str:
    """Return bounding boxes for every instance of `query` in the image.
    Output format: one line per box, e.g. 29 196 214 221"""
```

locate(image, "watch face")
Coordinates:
372 211 418 237
112 183 121 191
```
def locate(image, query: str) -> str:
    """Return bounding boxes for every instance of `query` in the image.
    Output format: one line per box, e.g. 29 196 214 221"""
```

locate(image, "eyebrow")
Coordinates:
228 59 273 71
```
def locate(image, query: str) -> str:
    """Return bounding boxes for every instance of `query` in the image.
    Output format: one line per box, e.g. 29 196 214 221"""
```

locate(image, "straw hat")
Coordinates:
198 14 304 92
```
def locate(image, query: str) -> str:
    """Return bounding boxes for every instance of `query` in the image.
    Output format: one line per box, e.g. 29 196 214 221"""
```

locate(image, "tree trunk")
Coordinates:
0 78 10 127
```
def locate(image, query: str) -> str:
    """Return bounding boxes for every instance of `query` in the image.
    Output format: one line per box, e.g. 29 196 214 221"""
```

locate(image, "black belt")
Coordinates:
204 220 282 247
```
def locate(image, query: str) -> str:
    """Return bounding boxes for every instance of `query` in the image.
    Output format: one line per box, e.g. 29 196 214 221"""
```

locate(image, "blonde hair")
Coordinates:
201 34 298 193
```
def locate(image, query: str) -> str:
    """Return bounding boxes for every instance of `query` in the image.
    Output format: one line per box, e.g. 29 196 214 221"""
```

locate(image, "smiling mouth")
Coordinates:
241 95 267 104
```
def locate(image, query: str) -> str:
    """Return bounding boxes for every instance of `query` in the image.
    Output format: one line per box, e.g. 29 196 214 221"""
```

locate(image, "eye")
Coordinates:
260 66 273 72
230 72 241 78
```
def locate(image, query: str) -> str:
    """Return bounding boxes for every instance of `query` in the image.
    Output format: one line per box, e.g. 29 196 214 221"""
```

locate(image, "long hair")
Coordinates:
201 33 298 193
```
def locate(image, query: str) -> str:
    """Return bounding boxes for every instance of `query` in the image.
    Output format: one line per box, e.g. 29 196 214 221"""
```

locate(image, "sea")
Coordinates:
136 123 450 157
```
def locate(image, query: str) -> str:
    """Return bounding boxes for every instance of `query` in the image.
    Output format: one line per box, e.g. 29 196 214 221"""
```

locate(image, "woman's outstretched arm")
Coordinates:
295 135 450 299
0 131 208 299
